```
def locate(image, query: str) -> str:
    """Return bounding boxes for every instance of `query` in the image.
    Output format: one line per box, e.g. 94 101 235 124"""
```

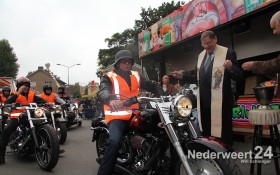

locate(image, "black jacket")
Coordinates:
98 69 163 105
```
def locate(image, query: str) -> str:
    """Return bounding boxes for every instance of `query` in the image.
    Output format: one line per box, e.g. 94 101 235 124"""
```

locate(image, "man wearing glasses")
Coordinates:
97 50 163 175
173 30 243 147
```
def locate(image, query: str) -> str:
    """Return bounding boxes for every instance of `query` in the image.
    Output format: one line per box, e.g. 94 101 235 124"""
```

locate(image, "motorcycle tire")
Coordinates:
78 121 82 126
35 124 60 171
173 143 242 175
96 132 109 157
58 122 67 144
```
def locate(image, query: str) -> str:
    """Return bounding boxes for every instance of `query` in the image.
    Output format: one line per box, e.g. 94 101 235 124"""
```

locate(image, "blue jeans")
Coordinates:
97 120 129 175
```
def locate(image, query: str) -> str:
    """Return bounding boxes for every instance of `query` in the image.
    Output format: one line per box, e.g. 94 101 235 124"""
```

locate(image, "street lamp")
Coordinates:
56 63 81 85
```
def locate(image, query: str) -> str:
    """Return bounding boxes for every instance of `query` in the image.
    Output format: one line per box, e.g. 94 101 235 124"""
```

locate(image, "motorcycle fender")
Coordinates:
184 137 228 153
91 119 108 142
92 127 108 142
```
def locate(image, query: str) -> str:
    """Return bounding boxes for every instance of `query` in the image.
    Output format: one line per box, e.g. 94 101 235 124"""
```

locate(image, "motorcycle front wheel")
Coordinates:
173 143 242 175
96 132 108 157
57 122 67 144
35 124 60 171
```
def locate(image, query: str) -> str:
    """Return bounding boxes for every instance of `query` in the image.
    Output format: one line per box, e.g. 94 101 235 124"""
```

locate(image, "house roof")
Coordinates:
27 68 66 86
0 77 10 86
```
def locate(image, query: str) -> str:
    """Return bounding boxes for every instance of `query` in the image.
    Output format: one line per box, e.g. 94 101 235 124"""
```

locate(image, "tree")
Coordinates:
84 86 88 95
96 1 184 79
72 83 81 98
0 39 19 78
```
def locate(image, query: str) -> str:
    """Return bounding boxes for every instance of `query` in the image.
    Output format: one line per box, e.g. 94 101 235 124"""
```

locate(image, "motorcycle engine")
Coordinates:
131 135 153 172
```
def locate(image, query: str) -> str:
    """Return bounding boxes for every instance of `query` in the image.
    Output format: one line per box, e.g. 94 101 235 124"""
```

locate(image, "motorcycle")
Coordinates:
91 89 241 175
45 104 68 144
5 102 60 171
62 103 82 128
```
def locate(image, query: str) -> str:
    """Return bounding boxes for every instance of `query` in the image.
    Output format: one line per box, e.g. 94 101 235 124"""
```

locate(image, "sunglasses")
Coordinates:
120 59 133 64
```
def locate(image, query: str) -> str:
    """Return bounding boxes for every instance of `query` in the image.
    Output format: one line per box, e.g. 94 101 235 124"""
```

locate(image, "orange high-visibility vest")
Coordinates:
0 95 7 103
40 93 55 103
104 70 140 124
10 91 36 119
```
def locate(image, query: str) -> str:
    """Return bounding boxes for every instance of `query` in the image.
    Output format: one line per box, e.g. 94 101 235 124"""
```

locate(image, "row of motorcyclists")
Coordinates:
0 76 82 164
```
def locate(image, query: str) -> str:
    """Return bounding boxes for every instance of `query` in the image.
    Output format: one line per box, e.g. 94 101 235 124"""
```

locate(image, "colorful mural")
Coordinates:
138 0 278 58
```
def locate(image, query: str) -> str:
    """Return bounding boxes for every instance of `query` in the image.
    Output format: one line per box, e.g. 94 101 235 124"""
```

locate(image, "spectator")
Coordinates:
242 11 280 74
161 75 178 95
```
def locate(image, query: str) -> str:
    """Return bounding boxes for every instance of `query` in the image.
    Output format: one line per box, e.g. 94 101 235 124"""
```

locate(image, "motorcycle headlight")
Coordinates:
34 108 45 118
54 106 62 114
173 95 192 118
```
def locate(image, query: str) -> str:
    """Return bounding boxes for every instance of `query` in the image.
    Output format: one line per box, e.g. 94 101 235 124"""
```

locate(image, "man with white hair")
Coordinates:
242 11 280 73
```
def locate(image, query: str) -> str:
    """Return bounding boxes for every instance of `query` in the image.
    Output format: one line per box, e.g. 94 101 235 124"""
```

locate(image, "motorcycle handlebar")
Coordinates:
4 102 50 109
122 96 173 107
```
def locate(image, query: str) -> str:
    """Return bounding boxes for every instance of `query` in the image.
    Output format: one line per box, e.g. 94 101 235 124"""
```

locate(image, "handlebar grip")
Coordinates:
123 96 138 107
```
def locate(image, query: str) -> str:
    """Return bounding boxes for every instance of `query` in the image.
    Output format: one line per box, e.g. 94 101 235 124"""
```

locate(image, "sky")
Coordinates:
0 0 186 85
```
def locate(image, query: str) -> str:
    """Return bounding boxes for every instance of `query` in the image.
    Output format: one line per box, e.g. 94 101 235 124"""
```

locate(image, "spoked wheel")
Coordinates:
174 144 241 175
35 124 59 171
96 132 108 157
57 122 67 144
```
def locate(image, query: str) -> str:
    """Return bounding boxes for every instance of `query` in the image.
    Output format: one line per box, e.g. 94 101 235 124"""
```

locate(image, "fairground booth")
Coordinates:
138 0 280 136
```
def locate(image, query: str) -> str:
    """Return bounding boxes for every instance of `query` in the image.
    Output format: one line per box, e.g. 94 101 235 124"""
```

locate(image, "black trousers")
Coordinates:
200 107 233 147
0 118 18 157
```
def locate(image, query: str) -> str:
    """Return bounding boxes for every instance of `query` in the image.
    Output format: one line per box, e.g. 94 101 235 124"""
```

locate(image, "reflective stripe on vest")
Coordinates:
104 70 140 124
40 93 56 103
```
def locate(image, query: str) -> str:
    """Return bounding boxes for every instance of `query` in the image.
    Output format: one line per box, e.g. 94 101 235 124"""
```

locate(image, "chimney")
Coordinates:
38 66 44 70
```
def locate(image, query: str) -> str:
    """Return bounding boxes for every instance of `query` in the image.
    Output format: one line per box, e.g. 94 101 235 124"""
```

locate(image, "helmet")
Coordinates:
16 76 30 90
113 50 134 68
58 86 65 94
43 83 52 93
2 86 11 93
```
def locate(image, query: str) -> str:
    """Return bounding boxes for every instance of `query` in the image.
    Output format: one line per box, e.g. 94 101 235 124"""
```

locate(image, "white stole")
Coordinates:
196 45 227 138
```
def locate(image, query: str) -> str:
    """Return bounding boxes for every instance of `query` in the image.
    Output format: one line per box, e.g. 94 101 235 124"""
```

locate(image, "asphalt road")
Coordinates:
0 119 278 175
1 119 100 175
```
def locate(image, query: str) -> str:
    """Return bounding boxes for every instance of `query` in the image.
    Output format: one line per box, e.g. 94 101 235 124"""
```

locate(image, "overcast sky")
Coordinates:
0 0 186 85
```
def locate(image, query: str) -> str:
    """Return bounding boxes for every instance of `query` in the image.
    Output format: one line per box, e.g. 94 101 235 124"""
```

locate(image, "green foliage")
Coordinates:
96 1 184 80
0 39 19 78
105 29 135 48
84 86 88 95
73 83 81 98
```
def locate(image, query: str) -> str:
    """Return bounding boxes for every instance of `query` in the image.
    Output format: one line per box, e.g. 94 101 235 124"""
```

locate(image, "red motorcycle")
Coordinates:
91 89 241 175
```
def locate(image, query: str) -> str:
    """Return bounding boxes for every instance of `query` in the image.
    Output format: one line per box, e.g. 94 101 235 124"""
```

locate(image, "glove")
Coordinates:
109 100 123 111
